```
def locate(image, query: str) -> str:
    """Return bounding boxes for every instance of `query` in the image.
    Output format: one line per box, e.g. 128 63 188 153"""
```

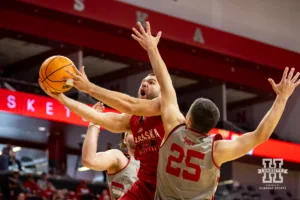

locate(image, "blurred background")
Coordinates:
0 0 300 200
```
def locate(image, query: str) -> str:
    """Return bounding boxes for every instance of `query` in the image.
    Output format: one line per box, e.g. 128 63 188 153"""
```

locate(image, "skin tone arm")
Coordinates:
214 67 300 166
64 66 161 116
38 79 131 133
131 22 185 138
81 102 128 173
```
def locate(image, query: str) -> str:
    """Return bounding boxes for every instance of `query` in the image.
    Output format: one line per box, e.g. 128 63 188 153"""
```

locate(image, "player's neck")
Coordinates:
127 147 135 157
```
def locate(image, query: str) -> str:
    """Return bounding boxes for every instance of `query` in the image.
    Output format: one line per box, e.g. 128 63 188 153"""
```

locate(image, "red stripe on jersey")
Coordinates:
211 134 223 169
160 124 186 148
111 182 125 189
106 154 130 176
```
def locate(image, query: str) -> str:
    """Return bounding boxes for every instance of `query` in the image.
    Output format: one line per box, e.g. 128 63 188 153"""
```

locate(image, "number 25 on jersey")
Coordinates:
166 143 204 182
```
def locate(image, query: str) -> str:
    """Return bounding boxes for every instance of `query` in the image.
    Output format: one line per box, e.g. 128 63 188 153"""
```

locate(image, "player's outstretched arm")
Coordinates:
131 22 185 136
39 79 131 133
82 102 128 173
64 66 161 116
214 67 300 166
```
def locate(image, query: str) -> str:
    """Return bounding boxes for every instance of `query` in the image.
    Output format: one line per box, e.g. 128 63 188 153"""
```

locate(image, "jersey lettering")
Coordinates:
166 143 184 177
134 128 160 143
166 143 205 182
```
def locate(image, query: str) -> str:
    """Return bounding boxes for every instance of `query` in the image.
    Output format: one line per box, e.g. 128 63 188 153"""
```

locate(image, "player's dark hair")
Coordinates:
119 132 127 149
189 98 220 134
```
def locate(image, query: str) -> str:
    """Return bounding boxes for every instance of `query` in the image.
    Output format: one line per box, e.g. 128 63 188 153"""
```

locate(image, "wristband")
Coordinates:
89 122 100 129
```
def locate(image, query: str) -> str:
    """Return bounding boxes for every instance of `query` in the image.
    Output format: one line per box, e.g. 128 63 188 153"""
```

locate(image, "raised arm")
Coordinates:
132 22 185 136
82 102 128 173
214 67 300 166
64 66 160 116
39 79 131 133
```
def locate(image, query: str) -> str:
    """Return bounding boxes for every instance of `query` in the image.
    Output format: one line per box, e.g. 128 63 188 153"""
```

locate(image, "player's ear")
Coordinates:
186 115 192 127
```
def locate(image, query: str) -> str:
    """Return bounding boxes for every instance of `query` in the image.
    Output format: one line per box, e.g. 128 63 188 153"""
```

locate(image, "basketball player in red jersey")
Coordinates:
82 102 139 200
131 21 300 199
40 64 164 198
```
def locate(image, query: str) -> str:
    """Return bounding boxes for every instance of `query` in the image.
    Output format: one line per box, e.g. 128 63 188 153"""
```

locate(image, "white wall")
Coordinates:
119 0 300 53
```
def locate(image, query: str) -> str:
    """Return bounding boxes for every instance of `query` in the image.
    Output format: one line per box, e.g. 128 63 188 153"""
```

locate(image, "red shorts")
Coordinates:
119 180 155 200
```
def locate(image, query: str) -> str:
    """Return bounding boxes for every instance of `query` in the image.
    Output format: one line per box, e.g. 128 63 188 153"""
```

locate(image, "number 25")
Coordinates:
166 143 204 182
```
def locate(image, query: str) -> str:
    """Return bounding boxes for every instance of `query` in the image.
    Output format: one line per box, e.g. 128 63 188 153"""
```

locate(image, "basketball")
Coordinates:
39 56 75 94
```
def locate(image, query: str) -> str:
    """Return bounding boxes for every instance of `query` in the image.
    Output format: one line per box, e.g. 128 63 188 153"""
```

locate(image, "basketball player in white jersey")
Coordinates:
131 21 300 200
82 102 139 200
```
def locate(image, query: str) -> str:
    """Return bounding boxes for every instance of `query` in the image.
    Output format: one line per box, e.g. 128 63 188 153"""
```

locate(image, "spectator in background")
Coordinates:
9 172 25 198
23 174 40 195
67 191 78 200
2 144 23 171
38 173 68 199
2 144 13 157
40 183 54 200
98 189 110 200
37 173 56 191
17 193 26 200
11 152 23 171
76 181 92 200
76 181 90 195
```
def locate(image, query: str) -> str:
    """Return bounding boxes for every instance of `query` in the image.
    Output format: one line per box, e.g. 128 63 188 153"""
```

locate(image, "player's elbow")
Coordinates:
82 157 93 168
82 156 100 170
254 130 270 144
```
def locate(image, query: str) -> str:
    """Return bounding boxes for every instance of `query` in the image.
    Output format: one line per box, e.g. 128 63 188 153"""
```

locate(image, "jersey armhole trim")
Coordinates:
107 153 131 176
160 123 186 148
212 134 223 169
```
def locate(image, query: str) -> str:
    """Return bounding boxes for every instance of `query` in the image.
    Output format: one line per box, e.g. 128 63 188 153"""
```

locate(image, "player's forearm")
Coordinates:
147 47 173 92
58 96 121 132
86 83 137 113
82 126 100 166
59 95 104 125
254 95 287 142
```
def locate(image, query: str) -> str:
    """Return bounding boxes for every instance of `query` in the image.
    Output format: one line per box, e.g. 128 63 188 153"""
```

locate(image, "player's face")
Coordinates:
138 75 160 99
124 133 136 149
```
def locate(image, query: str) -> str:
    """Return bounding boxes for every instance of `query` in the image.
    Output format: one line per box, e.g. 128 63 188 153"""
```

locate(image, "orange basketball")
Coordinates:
39 56 75 94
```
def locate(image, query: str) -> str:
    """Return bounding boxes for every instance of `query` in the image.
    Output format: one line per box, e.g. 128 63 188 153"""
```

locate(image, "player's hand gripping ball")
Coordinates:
39 56 75 94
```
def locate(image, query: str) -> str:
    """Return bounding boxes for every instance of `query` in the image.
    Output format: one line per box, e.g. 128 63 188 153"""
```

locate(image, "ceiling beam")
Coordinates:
0 28 66 49
2 47 79 76
0 137 46 151
84 48 150 85
0 9 284 91
0 137 80 156
175 79 223 95
90 65 149 85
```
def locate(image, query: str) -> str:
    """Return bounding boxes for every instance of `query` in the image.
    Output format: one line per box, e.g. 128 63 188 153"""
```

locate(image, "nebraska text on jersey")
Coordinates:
134 128 160 143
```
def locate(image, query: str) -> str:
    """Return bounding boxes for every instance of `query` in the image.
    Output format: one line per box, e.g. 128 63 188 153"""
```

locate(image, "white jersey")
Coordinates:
107 153 139 200
155 124 222 200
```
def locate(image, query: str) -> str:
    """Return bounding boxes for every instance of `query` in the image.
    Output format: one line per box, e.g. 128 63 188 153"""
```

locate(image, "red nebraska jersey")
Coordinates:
130 115 164 187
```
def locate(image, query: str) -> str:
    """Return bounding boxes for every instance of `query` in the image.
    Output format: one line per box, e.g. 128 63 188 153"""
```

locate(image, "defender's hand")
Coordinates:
92 102 105 113
131 21 162 52
269 67 300 100
64 66 91 93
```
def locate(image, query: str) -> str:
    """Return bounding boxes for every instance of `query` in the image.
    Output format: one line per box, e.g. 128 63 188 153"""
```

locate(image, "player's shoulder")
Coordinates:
108 149 129 164
107 149 127 158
